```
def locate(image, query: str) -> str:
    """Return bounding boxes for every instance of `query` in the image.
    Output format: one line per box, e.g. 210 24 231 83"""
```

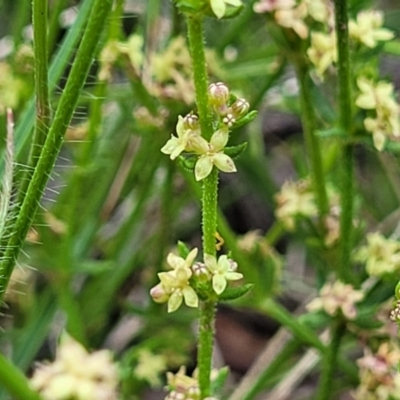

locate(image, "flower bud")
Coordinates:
208 82 230 105
228 259 238 272
222 113 236 127
150 283 169 303
231 98 250 118
183 113 200 131
390 300 400 323
192 262 211 281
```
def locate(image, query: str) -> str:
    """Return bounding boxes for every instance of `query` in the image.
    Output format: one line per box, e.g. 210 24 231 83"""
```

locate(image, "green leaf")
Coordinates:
177 241 190 258
179 154 197 172
232 110 258 129
224 142 248 159
218 283 253 301
211 366 230 395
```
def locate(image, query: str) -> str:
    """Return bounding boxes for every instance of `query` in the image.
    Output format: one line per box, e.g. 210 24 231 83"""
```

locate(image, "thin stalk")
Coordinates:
0 0 113 300
315 321 345 400
30 0 51 171
186 14 218 398
186 15 214 141
0 352 43 400
334 0 354 282
48 0 68 57
294 61 329 223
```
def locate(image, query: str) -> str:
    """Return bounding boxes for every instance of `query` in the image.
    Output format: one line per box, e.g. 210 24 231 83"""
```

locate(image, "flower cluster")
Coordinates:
161 82 250 181
354 342 400 400
349 10 394 48
354 232 400 276
150 247 242 312
275 179 318 230
30 334 119 400
253 0 332 39
307 280 364 320
164 367 218 400
355 78 400 151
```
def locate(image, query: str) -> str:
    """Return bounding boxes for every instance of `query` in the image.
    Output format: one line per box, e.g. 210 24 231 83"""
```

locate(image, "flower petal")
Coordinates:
225 271 243 281
213 274 227 295
210 128 229 152
167 253 184 269
176 116 185 138
204 254 218 272
213 153 237 173
182 286 199 308
168 291 183 313
186 248 198 266
195 156 213 181
210 0 226 18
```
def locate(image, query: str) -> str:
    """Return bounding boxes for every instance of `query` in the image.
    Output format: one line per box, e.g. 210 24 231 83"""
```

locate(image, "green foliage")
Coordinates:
1 0 400 399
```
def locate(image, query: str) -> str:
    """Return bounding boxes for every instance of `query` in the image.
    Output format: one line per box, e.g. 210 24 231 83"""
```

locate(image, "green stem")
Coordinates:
28 0 51 177
334 0 354 282
186 15 214 141
186 14 218 398
315 321 345 400
0 353 43 400
0 0 113 300
0 0 51 276
295 61 329 223
198 300 216 398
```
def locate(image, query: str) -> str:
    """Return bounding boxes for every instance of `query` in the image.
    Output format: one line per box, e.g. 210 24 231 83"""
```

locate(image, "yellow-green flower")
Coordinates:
307 280 364 320
210 0 242 19
204 254 243 295
161 116 208 160
150 248 199 313
356 78 400 150
349 10 394 48
194 127 236 181
354 232 400 276
307 32 337 77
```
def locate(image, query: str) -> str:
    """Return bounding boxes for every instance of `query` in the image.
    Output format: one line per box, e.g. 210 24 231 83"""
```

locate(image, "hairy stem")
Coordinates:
315 321 345 400
23 0 51 193
334 0 354 282
186 14 218 397
0 0 113 299
295 61 329 223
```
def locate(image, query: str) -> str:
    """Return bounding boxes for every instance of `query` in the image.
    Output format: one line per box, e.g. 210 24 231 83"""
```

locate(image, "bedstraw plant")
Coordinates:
1 0 400 399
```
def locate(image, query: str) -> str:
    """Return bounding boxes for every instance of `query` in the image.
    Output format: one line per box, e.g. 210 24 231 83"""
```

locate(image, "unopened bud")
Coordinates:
192 262 210 281
150 283 169 303
228 259 238 272
222 113 236 127
390 300 400 323
183 113 200 130
231 98 249 118
208 82 230 105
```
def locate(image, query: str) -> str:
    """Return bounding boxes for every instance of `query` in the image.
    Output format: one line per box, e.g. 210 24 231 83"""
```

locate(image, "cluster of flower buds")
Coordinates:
208 82 250 127
161 82 251 181
150 247 242 313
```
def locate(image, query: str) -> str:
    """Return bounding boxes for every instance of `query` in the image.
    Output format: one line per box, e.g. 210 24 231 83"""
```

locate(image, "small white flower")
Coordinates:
204 254 243 295
194 127 236 181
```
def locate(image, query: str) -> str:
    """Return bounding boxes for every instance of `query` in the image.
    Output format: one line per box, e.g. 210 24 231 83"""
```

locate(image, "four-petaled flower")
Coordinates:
204 254 243 295
161 115 208 160
194 127 236 181
210 0 242 19
307 280 364 320
349 10 394 48
150 248 199 313
355 78 400 150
